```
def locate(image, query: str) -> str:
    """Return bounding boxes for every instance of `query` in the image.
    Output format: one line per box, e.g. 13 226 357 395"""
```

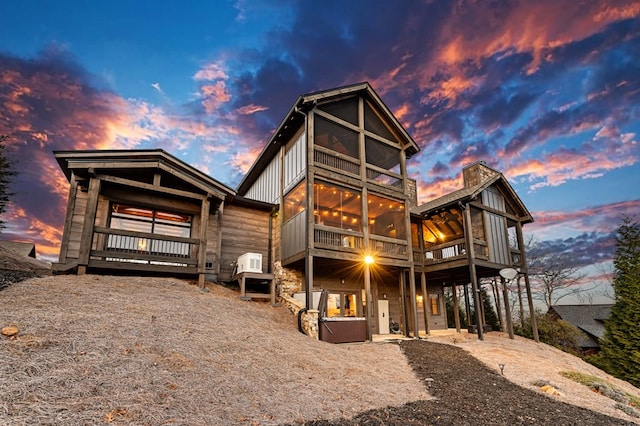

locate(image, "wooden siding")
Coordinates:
281 211 306 260
486 211 510 264
245 154 281 204
283 132 306 193
65 188 88 261
219 204 271 282
482 187 505 212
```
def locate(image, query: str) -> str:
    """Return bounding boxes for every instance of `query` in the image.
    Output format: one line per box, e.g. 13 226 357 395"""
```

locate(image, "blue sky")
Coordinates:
0 1 639 298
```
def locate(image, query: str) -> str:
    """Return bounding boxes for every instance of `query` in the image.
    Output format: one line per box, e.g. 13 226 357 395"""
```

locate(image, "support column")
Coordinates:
399 271 409 337
463 204 484 340
501 277 515 339
452 285 461 332
407 268 419 338
58 172 78 264
197 195 210 288
364 260 373 341
420 272 430 336
77 176 101 275
517 221 539 342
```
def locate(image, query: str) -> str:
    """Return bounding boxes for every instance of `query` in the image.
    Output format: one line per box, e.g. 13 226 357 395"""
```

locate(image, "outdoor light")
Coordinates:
364 255 374 265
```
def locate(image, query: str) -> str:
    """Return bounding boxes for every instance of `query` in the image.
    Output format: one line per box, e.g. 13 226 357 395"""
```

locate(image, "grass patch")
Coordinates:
560 371 639 418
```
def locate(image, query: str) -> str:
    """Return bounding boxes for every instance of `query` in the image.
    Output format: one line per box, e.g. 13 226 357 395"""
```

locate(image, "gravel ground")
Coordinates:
290 340 636 425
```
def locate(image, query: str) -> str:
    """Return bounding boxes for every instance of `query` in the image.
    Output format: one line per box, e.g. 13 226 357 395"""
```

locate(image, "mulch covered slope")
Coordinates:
292 340 634 425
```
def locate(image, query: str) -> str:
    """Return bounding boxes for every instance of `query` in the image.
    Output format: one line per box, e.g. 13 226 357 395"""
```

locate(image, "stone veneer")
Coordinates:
272 261 319 339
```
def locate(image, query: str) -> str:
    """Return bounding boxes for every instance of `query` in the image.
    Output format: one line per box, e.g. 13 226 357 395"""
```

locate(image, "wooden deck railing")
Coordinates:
414 238 489 264
315 228 364 250
90 226 200 267
314 148 360 176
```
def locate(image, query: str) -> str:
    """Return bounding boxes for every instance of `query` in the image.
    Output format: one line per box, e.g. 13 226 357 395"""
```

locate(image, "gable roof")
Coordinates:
237 82 419 196
548 304 613 348
413 162 533 223
0 240 36 258
54 149 235 201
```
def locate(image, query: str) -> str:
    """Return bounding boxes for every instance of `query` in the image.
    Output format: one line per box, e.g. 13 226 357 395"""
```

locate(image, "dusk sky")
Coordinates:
1 1 639 296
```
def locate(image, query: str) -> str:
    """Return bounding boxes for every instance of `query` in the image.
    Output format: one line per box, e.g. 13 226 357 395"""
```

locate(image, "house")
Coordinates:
411 161 536 339
52 149 274 288
547 304 613 355
53 82 535 342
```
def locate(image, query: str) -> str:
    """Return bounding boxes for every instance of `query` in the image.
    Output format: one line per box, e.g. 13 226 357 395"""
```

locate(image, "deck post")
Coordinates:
197 195 210 288
420 272 430 336
463 203 484 340
501 276 515 339
452 284 461 332
58 171 78 264
77 176 101 275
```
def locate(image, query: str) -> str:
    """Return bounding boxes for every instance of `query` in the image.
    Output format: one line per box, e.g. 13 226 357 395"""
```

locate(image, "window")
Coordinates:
314 182 361 231
326 292 359 317
283 180 306 222
108 204 192 257
367 193 406 239
314 116 359 159
364 101 397 142
365 137 400 174
430 294 440 315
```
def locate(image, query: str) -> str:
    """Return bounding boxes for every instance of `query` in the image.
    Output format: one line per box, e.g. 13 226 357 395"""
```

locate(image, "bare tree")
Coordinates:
528 245 588 308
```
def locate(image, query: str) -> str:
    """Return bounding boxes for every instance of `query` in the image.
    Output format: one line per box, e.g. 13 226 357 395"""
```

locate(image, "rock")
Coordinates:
2 325 19 337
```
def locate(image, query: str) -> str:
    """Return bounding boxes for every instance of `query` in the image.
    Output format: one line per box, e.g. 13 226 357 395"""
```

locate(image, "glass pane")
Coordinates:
318 97 358 125
367 193 406 239
314 116 359 159
314 182 362 231
326 293 341 318
283 180 306 222
364 101 397 142
365 137 400 173
430 294 440 315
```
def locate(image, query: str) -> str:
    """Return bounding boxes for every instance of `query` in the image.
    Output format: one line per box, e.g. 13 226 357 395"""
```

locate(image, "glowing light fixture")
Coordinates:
364 255 375 265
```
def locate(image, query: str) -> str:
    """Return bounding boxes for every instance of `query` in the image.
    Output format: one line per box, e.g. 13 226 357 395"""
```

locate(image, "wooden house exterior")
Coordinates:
52 83 537 343
236 82 422 339
53 149 236 287
411 161 536 339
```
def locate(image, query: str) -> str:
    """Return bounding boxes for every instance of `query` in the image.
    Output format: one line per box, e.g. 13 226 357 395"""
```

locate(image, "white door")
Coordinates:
378 300 390 334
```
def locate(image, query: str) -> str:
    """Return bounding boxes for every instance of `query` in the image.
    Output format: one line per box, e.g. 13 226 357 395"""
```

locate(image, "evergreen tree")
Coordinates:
597 216 640 387
0 135 17 231
480 287 500 331
445 289 467 328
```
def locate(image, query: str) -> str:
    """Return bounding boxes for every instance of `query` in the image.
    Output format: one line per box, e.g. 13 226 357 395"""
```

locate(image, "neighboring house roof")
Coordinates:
412 161 534 224
237 82 420 196
0 240 36 258
54 149 236 201
548 304 613 349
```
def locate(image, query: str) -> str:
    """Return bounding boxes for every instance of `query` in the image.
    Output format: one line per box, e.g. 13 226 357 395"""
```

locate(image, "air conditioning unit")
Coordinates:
237 253 262 274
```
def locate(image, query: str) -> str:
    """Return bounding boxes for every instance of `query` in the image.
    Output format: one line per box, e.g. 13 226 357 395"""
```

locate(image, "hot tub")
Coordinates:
318 317 367 343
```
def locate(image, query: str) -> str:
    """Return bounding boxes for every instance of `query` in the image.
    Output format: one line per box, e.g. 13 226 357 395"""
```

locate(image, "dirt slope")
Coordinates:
1 275 638 425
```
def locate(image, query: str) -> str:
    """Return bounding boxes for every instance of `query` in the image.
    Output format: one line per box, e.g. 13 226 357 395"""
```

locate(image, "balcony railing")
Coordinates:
315 228 364 251
314 148 360 176
90 226 200 267
366 166 402 191
415 238 489 265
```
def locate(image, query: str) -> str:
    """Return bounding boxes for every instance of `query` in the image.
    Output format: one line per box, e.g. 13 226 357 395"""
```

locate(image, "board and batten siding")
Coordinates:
281 210 306 261
283 132 306 193
482 187 510 265
245 155 281 204
219 204 271 282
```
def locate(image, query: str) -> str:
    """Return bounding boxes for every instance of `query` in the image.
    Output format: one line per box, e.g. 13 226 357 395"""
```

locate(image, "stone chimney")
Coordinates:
462 161 499 188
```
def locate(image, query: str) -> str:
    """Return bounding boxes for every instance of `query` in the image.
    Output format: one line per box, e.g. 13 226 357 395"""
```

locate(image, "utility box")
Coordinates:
237 253 262 274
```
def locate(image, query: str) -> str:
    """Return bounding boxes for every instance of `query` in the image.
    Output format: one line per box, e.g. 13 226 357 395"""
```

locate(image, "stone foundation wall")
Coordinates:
280 293 319 339
273 261 319 339
273 261 303 296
